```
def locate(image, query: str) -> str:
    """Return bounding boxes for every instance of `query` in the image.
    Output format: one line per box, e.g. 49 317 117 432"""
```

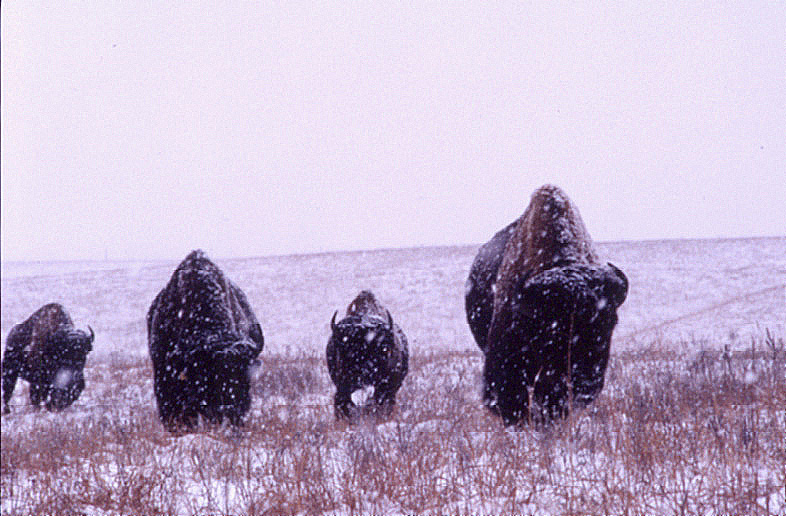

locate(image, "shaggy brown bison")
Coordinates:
1 303 94 413
326 291 409 421
466 185 628 425
147 250 264 431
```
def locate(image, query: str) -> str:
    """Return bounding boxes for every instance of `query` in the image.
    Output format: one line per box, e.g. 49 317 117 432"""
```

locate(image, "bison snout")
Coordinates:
53 368 77 389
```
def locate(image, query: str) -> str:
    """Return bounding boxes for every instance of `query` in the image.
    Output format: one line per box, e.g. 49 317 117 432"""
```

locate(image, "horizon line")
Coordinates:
1 234 783 266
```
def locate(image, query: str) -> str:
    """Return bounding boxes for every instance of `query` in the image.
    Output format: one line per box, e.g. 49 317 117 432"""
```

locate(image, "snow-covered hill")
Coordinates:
3 237 784 360
1 237 784 515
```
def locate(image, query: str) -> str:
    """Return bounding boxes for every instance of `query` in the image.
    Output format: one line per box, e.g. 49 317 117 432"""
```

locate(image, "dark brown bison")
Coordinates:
466 185 628 425
326 291 409 421
147 250 264 431
1 303 94 413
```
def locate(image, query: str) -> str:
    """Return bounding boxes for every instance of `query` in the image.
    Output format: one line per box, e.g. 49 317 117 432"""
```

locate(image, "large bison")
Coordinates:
1 303 94 414
326 290 409 421
147 250 264 431
466 185 628 425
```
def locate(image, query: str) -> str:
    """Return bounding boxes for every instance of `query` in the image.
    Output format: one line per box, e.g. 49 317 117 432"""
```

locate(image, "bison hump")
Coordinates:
493 185 598 312
346 290 386 319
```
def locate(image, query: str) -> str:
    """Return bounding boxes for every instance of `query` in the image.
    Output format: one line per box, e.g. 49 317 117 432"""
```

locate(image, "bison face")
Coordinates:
65 326 94 363
42 326 94 365
329 312 397 389
209 341 255 417
514 263 627 339
181 337 256 426
504 263 628 410
33 326 94 410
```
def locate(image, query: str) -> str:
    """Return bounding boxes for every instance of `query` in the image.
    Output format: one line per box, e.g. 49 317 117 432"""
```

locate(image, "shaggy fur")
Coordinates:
467 185 628 425
326 290 409 421
465 221 516 355
147 250 264 431
1 303 94 413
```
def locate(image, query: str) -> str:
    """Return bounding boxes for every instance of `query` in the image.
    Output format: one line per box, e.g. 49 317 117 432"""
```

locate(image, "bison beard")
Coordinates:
326 291 409 422
1 303 94 414
467 185 628 425
147 250 264 432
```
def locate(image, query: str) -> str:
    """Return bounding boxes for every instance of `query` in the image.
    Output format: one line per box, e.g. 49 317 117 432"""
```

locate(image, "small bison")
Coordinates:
1 303 94 413
326 291 409 421
466 185 628 425
147 250 264 431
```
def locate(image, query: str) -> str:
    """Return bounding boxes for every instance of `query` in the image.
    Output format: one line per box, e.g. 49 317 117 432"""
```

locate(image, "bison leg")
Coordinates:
154 383 183 431
483 346 532 426
223 395 251 428
170 401 200 432
334 389 355 420
533 380 570 422
224 409 245 428
1 358 21 414
161 403 199 432
153 366 199 431
371 383 397 417
483 377 530 426
29 383 50 408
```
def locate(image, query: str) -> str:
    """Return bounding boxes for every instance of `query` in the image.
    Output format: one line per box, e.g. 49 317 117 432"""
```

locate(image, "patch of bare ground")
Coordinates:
2 331 784 515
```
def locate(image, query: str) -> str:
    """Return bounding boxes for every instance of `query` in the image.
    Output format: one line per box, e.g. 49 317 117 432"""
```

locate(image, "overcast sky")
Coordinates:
2 3 784 262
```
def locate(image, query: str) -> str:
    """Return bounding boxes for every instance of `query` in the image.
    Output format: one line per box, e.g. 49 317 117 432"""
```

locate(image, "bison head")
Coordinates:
181 335 257 426
43 326 94 410
489 262 628 420
329 310 397 388
511 262 627 329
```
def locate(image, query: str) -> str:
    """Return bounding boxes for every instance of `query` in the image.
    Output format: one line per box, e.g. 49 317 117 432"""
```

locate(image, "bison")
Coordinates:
147 250 264 431
326 290 409 421
466 185 628 425
1 303 94 413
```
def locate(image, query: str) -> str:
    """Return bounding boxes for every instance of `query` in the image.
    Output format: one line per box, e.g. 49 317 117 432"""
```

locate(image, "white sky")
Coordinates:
2 3 784 262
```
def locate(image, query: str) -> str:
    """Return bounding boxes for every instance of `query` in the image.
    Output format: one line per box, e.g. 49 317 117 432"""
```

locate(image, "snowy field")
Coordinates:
1 237 785 514
3 237 784 359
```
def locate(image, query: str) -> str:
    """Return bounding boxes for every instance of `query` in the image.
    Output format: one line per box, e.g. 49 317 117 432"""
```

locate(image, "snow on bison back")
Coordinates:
466 185 628 425
146 250 264 432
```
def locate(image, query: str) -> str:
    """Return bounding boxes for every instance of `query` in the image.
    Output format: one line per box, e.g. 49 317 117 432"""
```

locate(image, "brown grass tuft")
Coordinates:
2 333 785 515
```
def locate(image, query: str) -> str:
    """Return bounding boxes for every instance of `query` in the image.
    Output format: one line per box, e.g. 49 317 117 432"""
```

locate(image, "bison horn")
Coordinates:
87 325 95 343
385 310 394 330
606 262 629 306
330 311 339 332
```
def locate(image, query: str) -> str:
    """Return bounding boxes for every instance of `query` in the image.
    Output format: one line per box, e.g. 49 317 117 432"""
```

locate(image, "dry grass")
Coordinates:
2 331 785 515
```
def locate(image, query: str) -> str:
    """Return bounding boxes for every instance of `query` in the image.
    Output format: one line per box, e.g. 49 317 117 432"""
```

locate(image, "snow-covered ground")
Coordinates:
1 237 784 515
3 237 784 360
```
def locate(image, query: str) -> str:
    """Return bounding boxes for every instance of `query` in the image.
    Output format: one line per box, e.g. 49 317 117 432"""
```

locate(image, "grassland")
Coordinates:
2 330 784 515
3 239 785 514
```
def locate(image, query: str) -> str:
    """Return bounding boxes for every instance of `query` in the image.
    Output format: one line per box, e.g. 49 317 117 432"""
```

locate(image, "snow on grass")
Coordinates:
2 238 785 514
2 345 784 514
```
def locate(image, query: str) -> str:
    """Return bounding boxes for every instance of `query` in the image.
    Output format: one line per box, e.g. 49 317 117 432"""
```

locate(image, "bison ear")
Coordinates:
250 323 264 349
226 340 255 363
604 262 628 307
330 311 339 333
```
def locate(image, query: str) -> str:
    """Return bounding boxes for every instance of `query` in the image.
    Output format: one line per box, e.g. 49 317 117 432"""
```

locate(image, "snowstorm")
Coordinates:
2 2 785 514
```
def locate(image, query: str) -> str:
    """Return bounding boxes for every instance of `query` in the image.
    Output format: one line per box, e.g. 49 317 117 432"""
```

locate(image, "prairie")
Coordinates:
2 237 785 514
